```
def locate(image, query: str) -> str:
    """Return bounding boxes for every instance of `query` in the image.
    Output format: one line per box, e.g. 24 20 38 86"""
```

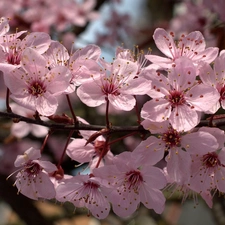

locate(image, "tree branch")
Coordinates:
0 111 148 134
0 111 224 135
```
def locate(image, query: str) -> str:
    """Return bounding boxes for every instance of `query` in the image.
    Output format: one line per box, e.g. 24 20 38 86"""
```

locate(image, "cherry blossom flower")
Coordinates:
145 28 218 69
56 174 110 219
4 47 71 116
44 41 101 93
115 46 152 76
133 120 219 182
141 57 220 131
77 58 151 111
11 147 57 200
67 135 114 170
67 117 114 169
188 127 225 193
189 148 225 193
94 152 167 217
0 31 51 74
199 52 225 113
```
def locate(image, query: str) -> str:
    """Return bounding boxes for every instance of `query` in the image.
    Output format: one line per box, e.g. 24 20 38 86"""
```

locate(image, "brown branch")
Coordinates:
1 110 224 134
0 110 148 134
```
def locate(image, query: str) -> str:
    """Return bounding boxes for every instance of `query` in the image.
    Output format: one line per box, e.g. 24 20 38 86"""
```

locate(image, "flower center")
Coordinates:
125 170 143 192
162 127 181 149
84 181 99 189
83 181 100 203
168 90 185 108
7 51 21 65
24 162 41 177
28 80 46 97
219 85 225 100
102 82 120 96
202 152 221 168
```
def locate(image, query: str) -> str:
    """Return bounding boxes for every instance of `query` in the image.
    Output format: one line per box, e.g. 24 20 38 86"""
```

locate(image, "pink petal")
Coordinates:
186 84 220 111
199 61 217 85
14 147 40 167
77 81 105 107
215 167 225 192
36 93 58 116
152 28 177 59
141 98 171 122
140 184 165 214
169 104 200 132
181 131 218 154
21 47 47 78
34 172 56 199
142 165 167 189
108 94 135 111
35 160 57 173
20 32 51 54
192 47 219 64
46 66 71 94
169 57 196 91
70 44 101 61
145 55 173 68
67 139 94 162
122 77 151 95
112 59 138 79
166 149 191 183
132 136 165 165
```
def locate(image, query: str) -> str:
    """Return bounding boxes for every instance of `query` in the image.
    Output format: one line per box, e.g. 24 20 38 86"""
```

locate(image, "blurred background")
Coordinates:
1 0 225 224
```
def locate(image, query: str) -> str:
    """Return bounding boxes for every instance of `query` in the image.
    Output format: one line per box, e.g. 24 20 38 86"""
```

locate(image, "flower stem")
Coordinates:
6 88 12 113
105 98 110 128
66 94 78 124
95 135 110 168
134 95 141 124
40 130 52 153
57 130 74 167
108 131 139 146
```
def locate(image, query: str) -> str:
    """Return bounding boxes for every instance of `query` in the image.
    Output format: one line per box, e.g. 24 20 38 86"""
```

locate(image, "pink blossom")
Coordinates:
115 46 152 76
56 174 110 219
133 120 219 182
44 42 101 93
94 152 167 217
77 58 151 111
189 148 225 193
66 117 114 169
141 57 220 131
0 31 51 74
188 127 225 193
199 52 225 113
4 47 71 116
145 28 218 69
11 147 57 200
67 136 114 170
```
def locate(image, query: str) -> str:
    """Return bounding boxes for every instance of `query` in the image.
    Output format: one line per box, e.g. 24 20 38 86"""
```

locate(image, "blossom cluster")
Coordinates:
0 0 99 33
2 16 225 219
